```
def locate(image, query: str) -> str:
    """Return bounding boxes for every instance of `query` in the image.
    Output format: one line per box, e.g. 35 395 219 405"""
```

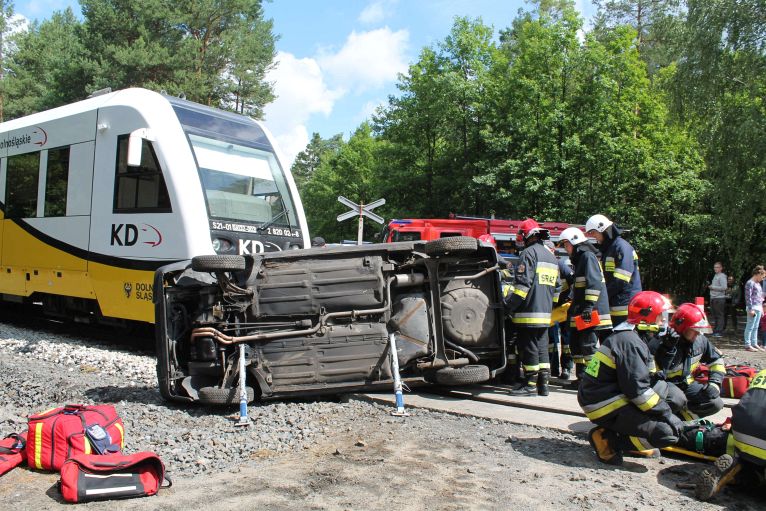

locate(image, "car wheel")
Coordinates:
433 364 490 385
424 236 478 257
191 255 246 272
197 386 255 405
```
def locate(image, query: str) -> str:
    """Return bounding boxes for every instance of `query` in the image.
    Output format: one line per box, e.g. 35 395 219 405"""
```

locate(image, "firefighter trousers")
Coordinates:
685 381 725 418
570 328 599 368
593 403 679 450
517 327 550 378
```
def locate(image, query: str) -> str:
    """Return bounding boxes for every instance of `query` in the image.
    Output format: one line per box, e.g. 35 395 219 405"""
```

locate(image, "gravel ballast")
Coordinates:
0 319 763 510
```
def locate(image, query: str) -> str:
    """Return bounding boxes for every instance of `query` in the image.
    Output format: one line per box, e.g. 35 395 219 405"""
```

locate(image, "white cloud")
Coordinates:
319 27 409 94
263 51 344 166
355 99 385 124
264 28 408 166
358 1 386 24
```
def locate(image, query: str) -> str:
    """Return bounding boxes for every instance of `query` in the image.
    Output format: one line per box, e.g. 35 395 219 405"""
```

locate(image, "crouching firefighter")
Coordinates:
505 219 559 396
654 303 725 419
558 227 612 388
695 369 766 500
578 291 684 464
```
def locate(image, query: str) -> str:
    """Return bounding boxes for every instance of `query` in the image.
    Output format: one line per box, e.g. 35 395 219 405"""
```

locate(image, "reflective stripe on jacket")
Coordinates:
600 232 642 317
653 333 725 387
731 370 766 465
506 242 559 327
568 243 612 330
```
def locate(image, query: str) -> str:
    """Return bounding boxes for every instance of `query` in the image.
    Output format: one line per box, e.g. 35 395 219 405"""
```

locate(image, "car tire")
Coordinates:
433 364 490 385
197 386 255 405
191 255 246 272
424 236 478 257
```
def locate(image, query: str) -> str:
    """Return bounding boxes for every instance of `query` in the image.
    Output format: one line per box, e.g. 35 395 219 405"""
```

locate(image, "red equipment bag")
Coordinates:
0 432 27 476
694 364 758 398
59 452 170 503
26 404 124 471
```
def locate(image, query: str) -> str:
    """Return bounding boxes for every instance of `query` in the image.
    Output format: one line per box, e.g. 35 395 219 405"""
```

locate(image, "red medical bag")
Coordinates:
0 432 27 476
59 452 169 503
694 364 758 398
26 404 124 471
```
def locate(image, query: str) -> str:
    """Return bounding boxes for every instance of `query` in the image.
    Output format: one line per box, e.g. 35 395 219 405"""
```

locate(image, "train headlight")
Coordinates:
212 237 233 253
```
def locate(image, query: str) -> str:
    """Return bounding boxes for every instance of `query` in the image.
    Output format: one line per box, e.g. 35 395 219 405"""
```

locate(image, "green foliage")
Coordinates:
1 0 276 118
666 0 766 279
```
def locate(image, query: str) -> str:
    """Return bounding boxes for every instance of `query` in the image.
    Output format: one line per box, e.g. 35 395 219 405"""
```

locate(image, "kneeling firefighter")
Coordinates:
578 291 684 464
505 219 560 396
654 303 725 419
696 369 766 500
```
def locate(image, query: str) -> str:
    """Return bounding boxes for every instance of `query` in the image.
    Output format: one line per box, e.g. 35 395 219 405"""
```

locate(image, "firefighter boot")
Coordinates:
510 375 536 396
588 427 623 465
537 370 550 396
564 363 585 390
695 454 742 501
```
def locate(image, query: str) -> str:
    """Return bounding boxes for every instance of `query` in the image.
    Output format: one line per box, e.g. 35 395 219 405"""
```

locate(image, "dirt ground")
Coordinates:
1 328 763 511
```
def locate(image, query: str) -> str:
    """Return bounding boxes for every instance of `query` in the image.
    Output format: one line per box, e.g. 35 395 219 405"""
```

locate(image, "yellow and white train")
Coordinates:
0 88 308 325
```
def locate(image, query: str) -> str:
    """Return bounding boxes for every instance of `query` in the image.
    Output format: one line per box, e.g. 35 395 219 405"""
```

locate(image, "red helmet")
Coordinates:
627 291 670 325
516 218 549 244
477 234 497 248
670 303 712 335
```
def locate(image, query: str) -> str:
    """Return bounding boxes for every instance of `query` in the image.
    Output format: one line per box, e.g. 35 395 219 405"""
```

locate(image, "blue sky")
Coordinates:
13 1 597 164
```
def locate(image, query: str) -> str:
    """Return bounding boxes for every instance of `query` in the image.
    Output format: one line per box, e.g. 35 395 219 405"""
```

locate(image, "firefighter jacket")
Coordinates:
653 331 725 389
567 242 612 330
599 226 642 319
505 241 559 328
577 324 673 421
731 370 766 465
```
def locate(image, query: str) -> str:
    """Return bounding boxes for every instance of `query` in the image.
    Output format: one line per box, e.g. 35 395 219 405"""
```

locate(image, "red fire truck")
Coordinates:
380 216 575 259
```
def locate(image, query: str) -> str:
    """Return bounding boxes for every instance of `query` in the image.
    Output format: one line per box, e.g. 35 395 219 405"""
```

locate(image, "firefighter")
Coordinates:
557 227 612 387
553 251 575 380
579 291 685 465
654 303 725 419
505 219 559 396
695 369 766 500
585 214 642 326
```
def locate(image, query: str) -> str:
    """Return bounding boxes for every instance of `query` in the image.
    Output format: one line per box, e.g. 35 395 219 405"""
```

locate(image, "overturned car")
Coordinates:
154 237 507 404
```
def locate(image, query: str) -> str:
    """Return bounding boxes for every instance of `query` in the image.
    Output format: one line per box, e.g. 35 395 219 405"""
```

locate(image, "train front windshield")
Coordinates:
172 102 299 233
190 134 296 229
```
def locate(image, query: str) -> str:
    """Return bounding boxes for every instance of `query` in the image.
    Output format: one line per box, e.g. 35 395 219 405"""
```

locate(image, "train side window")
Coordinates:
45 147 69 217
113 135 171 213
439 232 461 238
5 152 40 218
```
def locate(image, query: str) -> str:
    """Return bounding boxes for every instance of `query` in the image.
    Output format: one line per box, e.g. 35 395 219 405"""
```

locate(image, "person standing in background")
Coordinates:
708 262 727 338
743 266 765 352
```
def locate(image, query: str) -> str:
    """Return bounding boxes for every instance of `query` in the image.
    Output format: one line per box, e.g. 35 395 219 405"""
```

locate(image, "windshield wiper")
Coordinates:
257 207 290 232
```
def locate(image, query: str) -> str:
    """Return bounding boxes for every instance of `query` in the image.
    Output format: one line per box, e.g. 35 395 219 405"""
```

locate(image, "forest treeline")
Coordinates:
294 0 766 298
0 1 763 298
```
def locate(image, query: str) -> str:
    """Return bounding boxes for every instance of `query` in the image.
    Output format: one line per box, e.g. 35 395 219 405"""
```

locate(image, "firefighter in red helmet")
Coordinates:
504 218 560 396
578 291 684 465
654 303 725 418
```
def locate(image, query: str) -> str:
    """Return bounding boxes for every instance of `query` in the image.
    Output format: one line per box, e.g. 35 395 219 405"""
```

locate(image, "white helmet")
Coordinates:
559 227 587 246
585 214 613 233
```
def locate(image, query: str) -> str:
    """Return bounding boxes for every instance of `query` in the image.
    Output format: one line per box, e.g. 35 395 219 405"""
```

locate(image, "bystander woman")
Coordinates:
743 266 765 352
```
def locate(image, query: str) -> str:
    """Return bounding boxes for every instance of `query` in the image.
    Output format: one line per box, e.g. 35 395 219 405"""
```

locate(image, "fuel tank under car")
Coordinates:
154 238 507 404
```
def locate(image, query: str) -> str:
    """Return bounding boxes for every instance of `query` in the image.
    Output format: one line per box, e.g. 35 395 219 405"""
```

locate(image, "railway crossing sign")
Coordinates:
337 196 385 245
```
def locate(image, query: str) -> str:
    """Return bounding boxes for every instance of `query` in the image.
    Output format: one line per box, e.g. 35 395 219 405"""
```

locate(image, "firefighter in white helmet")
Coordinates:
585 214 642 326
558 227 612 387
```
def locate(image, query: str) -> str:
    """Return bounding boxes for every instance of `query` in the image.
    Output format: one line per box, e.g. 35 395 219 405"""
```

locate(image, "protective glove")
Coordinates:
667 413 685 438
580 305 593 323
705 382 721 399
653 370 667 381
